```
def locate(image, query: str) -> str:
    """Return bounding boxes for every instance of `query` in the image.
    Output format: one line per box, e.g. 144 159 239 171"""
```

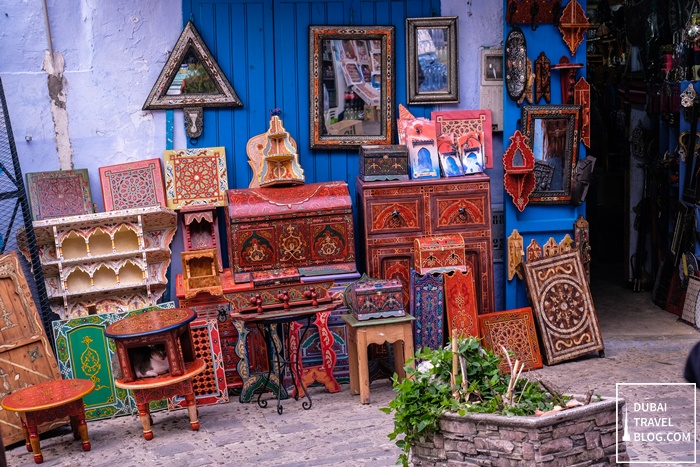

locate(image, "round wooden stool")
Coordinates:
1 378 95 464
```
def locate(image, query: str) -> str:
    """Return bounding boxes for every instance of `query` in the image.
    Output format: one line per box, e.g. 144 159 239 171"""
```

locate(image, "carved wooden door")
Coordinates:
0 252 62 445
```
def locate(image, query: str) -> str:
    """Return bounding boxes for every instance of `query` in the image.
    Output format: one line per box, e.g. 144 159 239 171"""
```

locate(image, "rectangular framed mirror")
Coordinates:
406 17 459 104
309 25 395 150
521 105 581 204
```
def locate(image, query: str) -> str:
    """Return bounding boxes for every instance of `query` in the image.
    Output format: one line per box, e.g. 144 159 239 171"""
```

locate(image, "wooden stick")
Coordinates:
451 329 458 392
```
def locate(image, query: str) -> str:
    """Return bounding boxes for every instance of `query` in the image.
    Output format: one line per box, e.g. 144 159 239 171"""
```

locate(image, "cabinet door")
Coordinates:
464 238 495 314
430 190 491 235
369 246 413 309
0 252 63 446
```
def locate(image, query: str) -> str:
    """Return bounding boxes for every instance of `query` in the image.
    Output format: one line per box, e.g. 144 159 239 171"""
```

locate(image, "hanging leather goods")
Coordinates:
506 0 562 30
505 27 527 102
534 52 551 104
574 77 590 147
550 56 583 104
503 130 536 212
571 155 596 206
517 58 535 105
558 0 590 55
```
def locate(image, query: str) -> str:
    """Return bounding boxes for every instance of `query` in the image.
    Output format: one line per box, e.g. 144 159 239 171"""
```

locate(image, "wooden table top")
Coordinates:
340 312 415 328
229 300 341 325
1 378 95 413
113 358 206 390
105 308 196 339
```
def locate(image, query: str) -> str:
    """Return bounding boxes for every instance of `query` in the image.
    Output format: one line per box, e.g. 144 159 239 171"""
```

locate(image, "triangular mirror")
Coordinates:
143 20 242 111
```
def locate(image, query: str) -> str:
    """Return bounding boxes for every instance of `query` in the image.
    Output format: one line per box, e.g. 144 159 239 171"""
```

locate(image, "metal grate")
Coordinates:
0 77 57 347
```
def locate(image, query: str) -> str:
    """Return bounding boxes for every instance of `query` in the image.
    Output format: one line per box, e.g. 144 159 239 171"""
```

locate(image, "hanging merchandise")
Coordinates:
574 78 591 147
505 27 527 101
534 52 551 104
507 229 524 281
558 0 590 56
506 0 562 30
503 130 536 212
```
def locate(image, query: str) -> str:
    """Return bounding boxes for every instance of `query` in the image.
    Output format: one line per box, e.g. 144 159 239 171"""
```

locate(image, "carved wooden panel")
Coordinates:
507 230 524 281
558 0 590 55
522 251 604 365
367 198 423 236
26 169 94 221
544 238 559 257
558 234 574 253
444 269 479 338
410 270 444 351
478 307 543 372
164 147 228 210
574 78 591 147
574 215 591 282
99 158 167 211
681 276 700 326
0 252 63 445
518 57 535 106
534 52 551 104
503 130 536 212
527 239 543 262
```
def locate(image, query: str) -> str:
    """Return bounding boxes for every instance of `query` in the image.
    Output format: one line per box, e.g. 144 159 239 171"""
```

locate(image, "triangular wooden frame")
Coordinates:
143 21 242 110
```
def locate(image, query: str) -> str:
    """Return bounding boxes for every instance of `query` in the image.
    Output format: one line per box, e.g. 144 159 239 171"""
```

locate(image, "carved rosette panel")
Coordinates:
478 307 543 372
522 251 604 365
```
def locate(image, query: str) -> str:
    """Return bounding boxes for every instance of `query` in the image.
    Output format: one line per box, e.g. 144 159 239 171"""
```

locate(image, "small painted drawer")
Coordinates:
343 275 406 321
359 145 409 181
366 197 423 237
414 234 467 274
430 191 489 233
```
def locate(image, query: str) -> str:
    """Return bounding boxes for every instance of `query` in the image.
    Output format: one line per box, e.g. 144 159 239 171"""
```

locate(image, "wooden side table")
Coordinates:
105 308 197 383
1 378 95 464
114 359 206 440
105 308 204 440
341 313 416 404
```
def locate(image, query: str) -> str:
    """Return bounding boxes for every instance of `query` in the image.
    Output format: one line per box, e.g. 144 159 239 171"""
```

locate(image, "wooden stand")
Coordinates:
114 359 206 440
1 379 95 464
341 314 415 404
105 308 204 439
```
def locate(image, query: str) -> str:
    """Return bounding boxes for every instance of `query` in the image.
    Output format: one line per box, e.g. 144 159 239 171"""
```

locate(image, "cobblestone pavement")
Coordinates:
5 278 699 466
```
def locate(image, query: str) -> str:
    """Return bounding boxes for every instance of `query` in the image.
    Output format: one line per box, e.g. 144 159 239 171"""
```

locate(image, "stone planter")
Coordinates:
411 397 629 466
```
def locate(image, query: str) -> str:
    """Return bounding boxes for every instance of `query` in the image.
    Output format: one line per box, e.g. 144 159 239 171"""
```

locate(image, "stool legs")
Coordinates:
137 402 154 441
71 413 91 451
21 423 31 452
347 328 360 396
24 421 42 464
185 393 199 431
356 330 370 404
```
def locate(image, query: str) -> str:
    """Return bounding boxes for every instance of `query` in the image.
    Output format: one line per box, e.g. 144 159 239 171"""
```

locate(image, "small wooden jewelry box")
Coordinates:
414 234 467 274
359 145 409 181
344 275 405 321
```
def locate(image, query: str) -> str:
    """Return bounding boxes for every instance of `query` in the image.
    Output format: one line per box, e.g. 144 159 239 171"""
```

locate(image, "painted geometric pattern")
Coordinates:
51 302 175 420
167 319 229 409
100 158 166 211
410 270 444 351
164 147 228 209
26 169 94 220
522 251 604 365
478 308 543 372
444 268 479 338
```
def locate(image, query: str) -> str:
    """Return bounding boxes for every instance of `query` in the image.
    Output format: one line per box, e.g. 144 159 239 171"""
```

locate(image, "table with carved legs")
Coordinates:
1 378 95 464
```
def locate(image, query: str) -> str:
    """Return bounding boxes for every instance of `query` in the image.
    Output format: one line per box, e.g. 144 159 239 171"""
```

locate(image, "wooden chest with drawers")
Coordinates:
356 175 494 313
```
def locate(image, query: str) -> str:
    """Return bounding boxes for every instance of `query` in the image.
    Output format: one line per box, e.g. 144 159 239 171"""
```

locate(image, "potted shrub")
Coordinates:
381 337 628 466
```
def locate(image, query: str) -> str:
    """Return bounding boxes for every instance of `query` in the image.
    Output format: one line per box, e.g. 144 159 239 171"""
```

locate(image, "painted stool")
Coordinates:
1 378 95 464
341 313 415 404
105 308 204 440
114 359 206 440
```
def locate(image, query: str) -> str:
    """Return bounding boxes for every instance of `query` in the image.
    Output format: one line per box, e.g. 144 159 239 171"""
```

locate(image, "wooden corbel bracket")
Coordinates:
558 0 590 55
503 130 536 212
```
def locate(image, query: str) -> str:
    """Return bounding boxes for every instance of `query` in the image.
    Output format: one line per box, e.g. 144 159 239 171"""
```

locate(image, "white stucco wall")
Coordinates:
0 0 183 209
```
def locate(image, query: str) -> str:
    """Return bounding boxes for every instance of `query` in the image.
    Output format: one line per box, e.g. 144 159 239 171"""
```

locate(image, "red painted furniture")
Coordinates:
1 378 95 464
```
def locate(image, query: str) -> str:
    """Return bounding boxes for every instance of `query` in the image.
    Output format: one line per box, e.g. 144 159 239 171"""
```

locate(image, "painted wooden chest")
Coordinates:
413 234 467 274
359 145 409 182
225 181 356 277
343 275 405 320
356 175 494 313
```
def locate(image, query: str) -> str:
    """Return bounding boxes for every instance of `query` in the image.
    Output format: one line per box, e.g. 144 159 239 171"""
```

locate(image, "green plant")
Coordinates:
380 337 564 466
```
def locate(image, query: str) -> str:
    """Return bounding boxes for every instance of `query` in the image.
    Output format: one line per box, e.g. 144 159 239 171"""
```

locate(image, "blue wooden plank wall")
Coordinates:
502 0 587 308
183 0 439 269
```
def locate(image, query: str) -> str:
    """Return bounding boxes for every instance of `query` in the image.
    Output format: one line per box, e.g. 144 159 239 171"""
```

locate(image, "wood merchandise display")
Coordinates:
409 270 444 351
478 307 543 372
0 251 63 446
226 181 356 277
30 205 177 319
356 175 493 313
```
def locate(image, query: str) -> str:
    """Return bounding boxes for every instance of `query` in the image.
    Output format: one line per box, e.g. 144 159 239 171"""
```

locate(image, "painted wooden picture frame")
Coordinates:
432 110 493 168
26 169 94 221
99 158 167 211
521 105 580 204
309 25 395 149
410 270 444 351
163 146 229 209
406 16 459 104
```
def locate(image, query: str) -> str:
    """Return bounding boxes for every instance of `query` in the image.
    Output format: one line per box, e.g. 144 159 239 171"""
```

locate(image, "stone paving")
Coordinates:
5 277 700 466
